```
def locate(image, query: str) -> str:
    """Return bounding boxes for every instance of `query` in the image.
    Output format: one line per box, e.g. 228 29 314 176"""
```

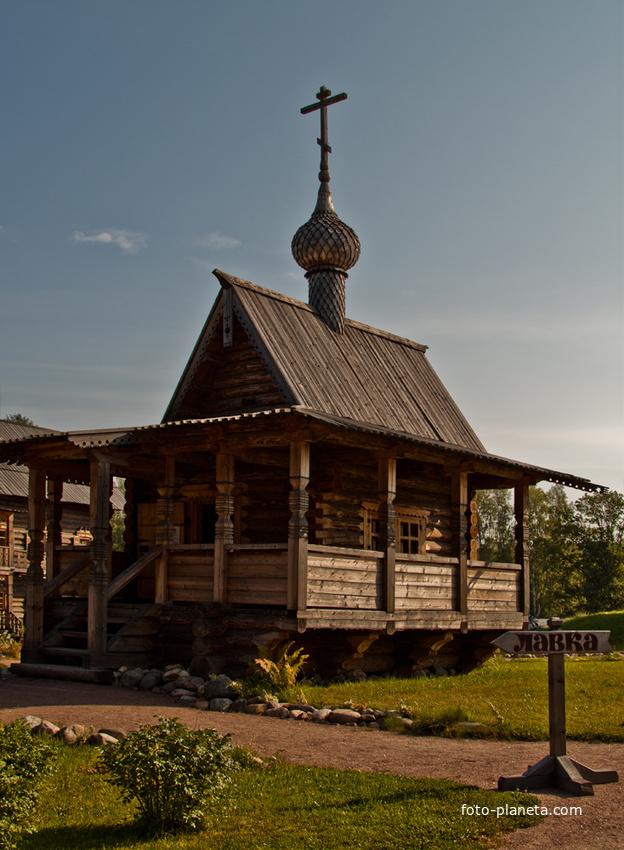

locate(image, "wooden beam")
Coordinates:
155 456 177 545
214 452 235 603
451 471 469 617
514 481 531 616
88 458 111 665
23 467 47 660
378 457 397 615
287 441 310 611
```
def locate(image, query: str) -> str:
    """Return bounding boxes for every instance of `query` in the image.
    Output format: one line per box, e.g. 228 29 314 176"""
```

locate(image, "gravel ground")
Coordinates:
1 672 622 849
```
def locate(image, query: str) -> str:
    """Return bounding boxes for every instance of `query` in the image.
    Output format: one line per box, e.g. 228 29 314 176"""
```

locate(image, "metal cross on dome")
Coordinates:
301 86 347 183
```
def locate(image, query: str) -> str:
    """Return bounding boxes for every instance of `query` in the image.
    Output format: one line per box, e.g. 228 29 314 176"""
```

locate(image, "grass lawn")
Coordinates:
295 655 624 742
22 744 543 850
564 611 624 650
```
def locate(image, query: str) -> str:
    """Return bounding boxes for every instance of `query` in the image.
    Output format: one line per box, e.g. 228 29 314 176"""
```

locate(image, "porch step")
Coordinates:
40 646 89 658
11 662 114 685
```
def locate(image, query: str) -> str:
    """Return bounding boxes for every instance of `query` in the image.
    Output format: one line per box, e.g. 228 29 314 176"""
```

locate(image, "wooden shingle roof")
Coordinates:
164 270 485 453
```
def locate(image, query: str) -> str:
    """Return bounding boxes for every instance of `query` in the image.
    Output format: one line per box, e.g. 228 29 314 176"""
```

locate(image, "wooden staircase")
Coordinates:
41 600 163 669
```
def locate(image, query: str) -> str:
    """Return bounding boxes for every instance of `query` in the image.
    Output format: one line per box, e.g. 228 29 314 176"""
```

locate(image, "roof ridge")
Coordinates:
213 269 428 352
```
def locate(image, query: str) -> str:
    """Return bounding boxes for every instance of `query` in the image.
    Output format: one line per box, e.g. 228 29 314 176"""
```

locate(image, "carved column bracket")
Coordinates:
451 471 469 617
155 456 177 545
23 467 47 659
377 457 397 615
88 458 111 664
288 441 310 611
514 482 531 616
46 479 63 580
214 453 235 604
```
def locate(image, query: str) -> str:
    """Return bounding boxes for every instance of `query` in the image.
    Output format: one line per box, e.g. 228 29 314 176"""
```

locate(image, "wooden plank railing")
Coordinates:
43 552 92 599
0 608 22 633
107 545 163 601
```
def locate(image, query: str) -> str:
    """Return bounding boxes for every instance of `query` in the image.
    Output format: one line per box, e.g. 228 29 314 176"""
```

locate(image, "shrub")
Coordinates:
0 624 23 659
251 640 309 694
0 720 55 850
98 716 235 832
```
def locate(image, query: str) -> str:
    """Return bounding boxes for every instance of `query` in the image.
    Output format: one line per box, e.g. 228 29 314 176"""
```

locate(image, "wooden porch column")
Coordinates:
214 453 235 604
378 457 397 614
23 467 47 660
45 479 63 580
154 458 176 605
155 457 177 545
288 441 310 611
451 471 469 618
514 482 531 616
88 458 111 664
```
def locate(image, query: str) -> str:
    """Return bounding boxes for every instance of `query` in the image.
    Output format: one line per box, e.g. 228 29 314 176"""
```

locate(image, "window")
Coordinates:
363 503 428 555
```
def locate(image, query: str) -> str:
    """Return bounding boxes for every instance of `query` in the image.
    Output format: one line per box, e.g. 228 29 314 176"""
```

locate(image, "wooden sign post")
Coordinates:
492 622 619 796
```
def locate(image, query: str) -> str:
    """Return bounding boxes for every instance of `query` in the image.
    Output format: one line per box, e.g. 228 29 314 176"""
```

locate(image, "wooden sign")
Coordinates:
492 630 612 656
495 628 618 796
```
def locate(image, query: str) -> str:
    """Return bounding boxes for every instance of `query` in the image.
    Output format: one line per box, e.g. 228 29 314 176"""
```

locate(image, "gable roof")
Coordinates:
164 270 485 453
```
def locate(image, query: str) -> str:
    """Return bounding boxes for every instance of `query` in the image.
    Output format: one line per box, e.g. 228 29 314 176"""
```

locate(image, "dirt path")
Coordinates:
1 674 622 849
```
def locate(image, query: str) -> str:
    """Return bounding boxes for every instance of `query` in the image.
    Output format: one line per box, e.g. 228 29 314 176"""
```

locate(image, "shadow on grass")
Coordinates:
24 821 150 850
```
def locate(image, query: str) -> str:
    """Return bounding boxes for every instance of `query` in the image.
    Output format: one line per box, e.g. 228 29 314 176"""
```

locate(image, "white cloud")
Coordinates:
73 229 148 254
197 231 241 250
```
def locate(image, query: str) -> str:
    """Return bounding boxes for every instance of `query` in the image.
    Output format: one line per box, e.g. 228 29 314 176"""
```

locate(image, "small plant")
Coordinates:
250 641 309 694
0 625 23 659
0 720 55 850
98 716 236 832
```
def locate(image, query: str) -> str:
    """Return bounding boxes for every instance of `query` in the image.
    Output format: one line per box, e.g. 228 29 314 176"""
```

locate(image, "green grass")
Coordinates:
564 610 624 650
23 745 543 850
295 655 624 742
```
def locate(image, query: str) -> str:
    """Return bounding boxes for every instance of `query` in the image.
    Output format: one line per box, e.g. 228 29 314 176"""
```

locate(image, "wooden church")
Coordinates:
1 88 601 680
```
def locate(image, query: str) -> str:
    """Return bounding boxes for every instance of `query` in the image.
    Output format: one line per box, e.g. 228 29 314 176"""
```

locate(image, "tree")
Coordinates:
4 413 35 425
574 491 624 613
529 485 583 617
476 488 515 563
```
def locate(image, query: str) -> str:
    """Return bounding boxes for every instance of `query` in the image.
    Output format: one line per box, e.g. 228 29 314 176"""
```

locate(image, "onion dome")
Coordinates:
292 86 360 333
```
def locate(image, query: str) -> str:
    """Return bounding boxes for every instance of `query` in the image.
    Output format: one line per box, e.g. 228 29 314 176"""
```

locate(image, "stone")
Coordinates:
171 688 196 699
32 720 60 736
139 670 162 691
120 668 143 689
401 718 414 730
245 703 268 715
455 722 488 733
310 708 332 722
230 698 248 713
162 668 185 683
202 674 236 700
385 710 402 719
99 727 128 740
290 710 306 720
368 722 380 730
432 665 449 677
326 709 362 725
411 669 429 678
88 732 118 746
194 699 209 711
283 703 315 713
139 670 162 690
209 698 233 712
265 706 291 719
174 675 197 690
57 726 79 745
21 715 42 730
161 681 178 693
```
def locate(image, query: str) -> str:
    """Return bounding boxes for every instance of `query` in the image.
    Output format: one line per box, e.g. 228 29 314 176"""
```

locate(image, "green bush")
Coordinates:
0 720 55 850
98 716 235 832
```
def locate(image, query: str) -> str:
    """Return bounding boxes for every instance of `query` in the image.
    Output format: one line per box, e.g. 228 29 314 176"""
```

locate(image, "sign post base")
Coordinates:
499 754 619 797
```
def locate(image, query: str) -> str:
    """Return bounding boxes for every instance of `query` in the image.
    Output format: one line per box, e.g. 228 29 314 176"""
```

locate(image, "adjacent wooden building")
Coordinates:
0 89 603 678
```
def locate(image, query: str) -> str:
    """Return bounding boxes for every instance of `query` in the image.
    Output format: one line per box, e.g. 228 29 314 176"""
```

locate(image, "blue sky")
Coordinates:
1 1 622 492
